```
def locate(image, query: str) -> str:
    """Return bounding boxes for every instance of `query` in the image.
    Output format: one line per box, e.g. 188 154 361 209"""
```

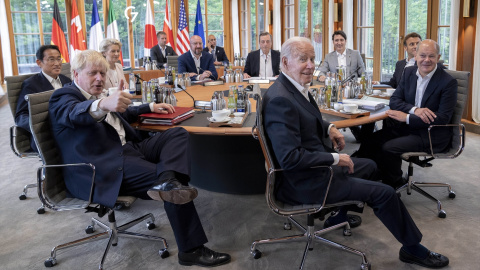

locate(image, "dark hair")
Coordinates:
156 31 167 38
36 45 61 61
403 32 422 46
332 30 347 41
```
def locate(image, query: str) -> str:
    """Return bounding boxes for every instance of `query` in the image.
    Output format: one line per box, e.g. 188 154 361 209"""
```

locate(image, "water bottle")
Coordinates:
228 86 236 113
236 86 245 113
129 73 135 94
135 76 142 95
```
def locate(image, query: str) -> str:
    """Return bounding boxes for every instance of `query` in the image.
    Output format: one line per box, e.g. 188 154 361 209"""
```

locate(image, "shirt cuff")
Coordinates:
89 99 109 121
327 124 335 135
196 75 201 81
406 114 410 125
149 102 155 112
331 153 339 165
409 106 417 114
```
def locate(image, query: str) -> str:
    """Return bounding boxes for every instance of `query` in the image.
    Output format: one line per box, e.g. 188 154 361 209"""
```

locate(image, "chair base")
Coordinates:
44 210 168 269
396 161 455 218
19 182 46 214
251 215 370 270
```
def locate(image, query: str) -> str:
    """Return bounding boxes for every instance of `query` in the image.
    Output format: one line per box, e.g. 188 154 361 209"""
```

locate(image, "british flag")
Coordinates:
176 0 190 55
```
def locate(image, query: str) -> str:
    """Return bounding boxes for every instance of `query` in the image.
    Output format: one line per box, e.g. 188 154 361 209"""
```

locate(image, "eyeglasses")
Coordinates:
44 58 63 64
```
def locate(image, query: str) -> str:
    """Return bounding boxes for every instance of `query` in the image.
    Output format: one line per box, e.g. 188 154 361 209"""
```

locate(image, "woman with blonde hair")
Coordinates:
99 38 126 89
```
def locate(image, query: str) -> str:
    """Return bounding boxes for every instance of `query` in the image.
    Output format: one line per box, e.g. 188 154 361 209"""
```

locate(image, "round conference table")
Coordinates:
133 81 388 195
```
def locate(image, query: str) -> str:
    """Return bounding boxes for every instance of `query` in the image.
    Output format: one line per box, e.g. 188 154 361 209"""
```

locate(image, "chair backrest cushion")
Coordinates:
167 55 179 70
5 74 36 117
445 70 470 150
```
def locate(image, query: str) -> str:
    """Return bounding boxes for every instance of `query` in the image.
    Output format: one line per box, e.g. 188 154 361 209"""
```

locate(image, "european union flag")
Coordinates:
193 0 205 47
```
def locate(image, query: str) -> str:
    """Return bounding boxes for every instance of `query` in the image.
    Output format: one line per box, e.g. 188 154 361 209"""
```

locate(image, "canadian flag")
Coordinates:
69 0 86 60
163 1 174 47
144 0 157 57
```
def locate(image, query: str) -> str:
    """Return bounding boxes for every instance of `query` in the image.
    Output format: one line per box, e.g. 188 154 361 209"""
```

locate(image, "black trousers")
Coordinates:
118 127 208 252
326 158 423 246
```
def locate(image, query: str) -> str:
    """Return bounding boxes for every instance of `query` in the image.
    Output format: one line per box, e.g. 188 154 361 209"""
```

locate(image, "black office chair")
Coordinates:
250 94 370 270
26 90 169 269
397 70 470 218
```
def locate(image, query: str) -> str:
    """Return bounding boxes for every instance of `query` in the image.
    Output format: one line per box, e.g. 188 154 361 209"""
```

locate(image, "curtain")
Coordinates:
328 0 334 53
448 0 460 70
343 0 354 49
472 13 480 123
273 0 281 50
232 0 240 55
0 0 13 79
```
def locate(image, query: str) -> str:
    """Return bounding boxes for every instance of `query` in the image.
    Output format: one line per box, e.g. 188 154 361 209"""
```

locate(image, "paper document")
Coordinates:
343 99 387 111
247 77 277 81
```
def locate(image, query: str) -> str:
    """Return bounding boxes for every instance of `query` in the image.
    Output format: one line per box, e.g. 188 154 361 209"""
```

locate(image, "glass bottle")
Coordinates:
129 73 135 94
228 85 237 113
360 72 366 94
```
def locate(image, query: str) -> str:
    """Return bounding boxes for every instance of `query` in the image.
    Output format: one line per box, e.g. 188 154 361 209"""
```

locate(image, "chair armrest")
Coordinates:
10 125 37 158
37 163 95 211
427 124 465 158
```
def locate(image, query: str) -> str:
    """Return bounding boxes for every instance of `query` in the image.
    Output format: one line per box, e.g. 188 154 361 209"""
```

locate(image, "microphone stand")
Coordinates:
134 74 144 82
264 56 267 80
315 60 324 82
340 66 361 85
177 85 203 113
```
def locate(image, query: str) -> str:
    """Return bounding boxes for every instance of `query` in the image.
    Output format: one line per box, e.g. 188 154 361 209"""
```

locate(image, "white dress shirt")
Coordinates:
42 71 63 90
405 57 416 68
336 50 347 68
282 72 339 165
406 65 438 124
259 50 273 78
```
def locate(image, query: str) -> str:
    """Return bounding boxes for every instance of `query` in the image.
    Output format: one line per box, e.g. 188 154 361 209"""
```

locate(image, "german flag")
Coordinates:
51 0 69 63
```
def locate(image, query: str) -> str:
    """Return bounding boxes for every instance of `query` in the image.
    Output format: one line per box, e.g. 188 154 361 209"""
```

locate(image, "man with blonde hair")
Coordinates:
49 50 231 267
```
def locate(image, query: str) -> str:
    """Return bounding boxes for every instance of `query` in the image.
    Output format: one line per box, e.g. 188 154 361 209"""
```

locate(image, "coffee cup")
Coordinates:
333 103 344 111
343 104 358 113
372 90 382 95
212 109 230 120
386 88 395 96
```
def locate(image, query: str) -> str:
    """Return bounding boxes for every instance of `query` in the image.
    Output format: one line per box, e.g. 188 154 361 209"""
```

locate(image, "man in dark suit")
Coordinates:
203 35 229 66
49 50 230 267
150 31 177 68
243 32 280 78
178 35 217 81
16 45 71 152
263 37 449 268
357 39 457 189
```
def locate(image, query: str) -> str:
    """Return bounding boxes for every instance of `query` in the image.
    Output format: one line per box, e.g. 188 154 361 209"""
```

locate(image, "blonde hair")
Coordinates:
99 38 122 55
70 50 109 75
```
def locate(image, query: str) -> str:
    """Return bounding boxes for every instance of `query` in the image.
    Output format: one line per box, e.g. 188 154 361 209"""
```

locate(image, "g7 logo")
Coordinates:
124 6 139 23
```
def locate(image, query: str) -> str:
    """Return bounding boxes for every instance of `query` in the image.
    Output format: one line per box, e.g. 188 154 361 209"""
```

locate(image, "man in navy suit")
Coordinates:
203 35 229 66
243 32 280 78
49 50 230 267
150 31 177 68
178 35 217 81
15 45 71 152
263 37 449 268
357 39 457 190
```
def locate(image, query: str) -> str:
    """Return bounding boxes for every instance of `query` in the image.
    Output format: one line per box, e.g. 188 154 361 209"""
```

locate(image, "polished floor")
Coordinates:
1 97 479 270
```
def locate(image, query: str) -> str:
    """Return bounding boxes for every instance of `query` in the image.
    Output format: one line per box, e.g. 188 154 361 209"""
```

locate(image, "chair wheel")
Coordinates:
361 262 371 270
252 249 262 259
343 229 352 236
19 194 27 200
159 248 169 258
37 207 45 214
438 210 446 218
85 225 95 234
147 222 156 230
44 258 56 267
448 191 456 199
284 222 291 230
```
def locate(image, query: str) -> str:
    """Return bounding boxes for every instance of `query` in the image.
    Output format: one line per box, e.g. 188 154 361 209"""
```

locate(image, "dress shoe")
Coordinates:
147 179 198 205
399 248 449 268
178 246 231 267
324 214 362 229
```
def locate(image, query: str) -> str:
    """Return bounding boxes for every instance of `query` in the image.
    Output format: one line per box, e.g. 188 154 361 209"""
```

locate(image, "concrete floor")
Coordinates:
1 98 480 270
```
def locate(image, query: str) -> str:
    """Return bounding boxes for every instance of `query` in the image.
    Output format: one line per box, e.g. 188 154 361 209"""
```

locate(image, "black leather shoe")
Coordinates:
178 246 231 267
147 179 198 205
324 214 362 229
399 248 449 268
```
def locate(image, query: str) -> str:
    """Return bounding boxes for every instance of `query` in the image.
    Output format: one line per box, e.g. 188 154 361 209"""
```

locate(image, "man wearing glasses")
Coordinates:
16 45 71 152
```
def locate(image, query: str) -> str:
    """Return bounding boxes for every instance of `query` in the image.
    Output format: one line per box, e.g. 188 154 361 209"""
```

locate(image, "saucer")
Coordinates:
340 109 362 114
207 116 231 123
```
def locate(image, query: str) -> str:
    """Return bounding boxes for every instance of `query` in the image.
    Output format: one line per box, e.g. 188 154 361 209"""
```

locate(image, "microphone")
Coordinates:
177 85 198 111
264 55 268 80
341 66 361 85
197 67 216 80
315 59 324 82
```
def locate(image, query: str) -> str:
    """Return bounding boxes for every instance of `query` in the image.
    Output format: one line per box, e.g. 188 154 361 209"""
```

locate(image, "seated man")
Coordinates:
16 44 71 152
357 39 457 189
263 37 449 268
203 35 229 66
150 31 177 68
178 35 217 81
318 30 365 82
243 32 280 79
48 50 230 267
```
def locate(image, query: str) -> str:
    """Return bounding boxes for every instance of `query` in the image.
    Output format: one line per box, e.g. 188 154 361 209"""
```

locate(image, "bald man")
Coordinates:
202 35 229 66
178 35 218 81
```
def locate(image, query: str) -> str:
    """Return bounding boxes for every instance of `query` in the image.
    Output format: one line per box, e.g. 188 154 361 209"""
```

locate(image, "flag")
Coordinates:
106 0 123 65
163 0 174 47
193 0 205 47
69 0 87 60
176 0 190 55
51 0 69 63
144 0 157 57
88 0 103 51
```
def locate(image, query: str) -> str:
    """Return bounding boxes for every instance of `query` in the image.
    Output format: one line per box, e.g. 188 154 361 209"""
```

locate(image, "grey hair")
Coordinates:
99 38 122 55
71 50 108 75
259 32 272 41
280 37 312 71
419 39 440 55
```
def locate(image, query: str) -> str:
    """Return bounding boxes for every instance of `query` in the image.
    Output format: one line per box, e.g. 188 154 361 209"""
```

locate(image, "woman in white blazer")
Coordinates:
99 38 126 90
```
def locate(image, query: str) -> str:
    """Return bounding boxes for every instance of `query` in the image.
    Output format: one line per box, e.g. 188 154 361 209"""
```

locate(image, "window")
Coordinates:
131 0 147 61
240 0 249 56
437 0 451 66
381 0 400 81
356 0 374 73
240 0 266 56
109 0 130 66
188 0 224 47
284 0 295 40
311 0 323 64
406 0 427 40
84 0 104 39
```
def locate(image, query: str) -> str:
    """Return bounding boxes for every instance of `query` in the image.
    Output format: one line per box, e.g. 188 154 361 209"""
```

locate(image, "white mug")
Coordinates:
343 104 358 113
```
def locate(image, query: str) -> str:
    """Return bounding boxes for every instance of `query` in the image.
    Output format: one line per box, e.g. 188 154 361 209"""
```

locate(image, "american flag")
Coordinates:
176 0 190 55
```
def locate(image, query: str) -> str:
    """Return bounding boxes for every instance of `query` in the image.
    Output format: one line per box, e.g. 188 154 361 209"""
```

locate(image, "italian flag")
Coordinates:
106 0 123 65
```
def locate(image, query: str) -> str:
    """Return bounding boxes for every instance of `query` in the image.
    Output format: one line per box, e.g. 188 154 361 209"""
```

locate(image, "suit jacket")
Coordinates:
202 46 229 64
318 49 365 78
389 66 457 152
150 44 177 67
105 63 126 90
381 60 447 89
243 49 281 77
16 72 71 150
49 84 151 207
177 51 218 81
263 73 350 205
